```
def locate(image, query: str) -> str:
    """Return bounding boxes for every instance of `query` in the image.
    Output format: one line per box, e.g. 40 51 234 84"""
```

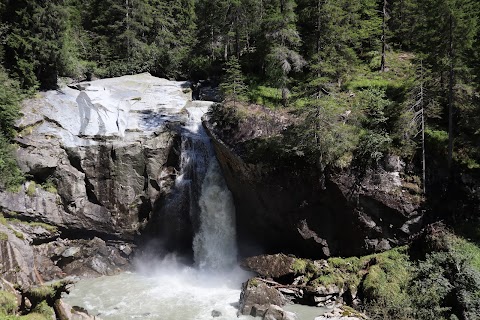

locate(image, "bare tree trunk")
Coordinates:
126 0 130 65
235 7 240 59
447 14 455 172
380 0 387 72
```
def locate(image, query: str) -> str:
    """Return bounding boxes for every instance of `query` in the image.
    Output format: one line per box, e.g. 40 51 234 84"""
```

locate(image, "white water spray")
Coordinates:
193 160 237 269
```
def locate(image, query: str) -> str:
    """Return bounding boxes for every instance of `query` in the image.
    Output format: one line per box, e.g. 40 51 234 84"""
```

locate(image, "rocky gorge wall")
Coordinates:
204 113 425 258
0 74 196 287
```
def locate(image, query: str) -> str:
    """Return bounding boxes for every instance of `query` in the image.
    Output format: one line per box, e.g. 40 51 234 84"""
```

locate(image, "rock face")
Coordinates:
205 119 424 257
239 278 287 316
0 74 197 286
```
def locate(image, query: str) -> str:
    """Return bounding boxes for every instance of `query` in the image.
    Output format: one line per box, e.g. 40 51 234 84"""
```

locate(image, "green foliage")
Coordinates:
3 0 68 89
31 301 53 318
0 290 17 315
0 232 8 241
292 259 307 275
247 85 281 108
0 134 25 191
26 182 36 197
41 178 57 194
0 68 22 139
220 57 247 104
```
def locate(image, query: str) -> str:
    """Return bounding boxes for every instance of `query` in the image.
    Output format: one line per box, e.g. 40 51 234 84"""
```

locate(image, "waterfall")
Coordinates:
181 103 238 270
193 160 237 269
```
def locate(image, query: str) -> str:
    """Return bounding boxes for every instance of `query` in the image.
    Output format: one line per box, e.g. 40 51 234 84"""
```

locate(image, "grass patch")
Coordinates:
0 290 17 315
248 85 282 108
0 134 25 190
449 236 480 272
40 179 57 194
31 301 53 318
291 258 307 275
26 182 36 197
26 222 58 233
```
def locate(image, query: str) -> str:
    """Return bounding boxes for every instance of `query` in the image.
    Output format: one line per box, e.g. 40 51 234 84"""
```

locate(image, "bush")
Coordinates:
0 134 24 190
0 290 17 315
0 68 22 139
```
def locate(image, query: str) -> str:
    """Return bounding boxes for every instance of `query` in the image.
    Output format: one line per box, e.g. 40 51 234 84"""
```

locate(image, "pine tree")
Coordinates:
413 0 478 171
3 0 67 89
220 57 247 105
263 0 305 106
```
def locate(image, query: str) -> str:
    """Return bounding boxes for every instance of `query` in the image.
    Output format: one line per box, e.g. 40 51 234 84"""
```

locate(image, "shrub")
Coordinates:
26 182 36 197
0 134 24 190
0 290 17 315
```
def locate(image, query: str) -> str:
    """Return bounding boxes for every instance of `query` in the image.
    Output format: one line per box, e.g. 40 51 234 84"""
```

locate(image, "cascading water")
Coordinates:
193 159 237 270
184 104 238 270
63 102 248 320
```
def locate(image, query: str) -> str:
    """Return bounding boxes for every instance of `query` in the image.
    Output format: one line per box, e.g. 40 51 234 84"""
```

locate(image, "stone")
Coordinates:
251 304 269 317
62 247 81 258
242 254 297 279
239 278 286 316
119 244 133 256
263 305 298 320
211 310 222 317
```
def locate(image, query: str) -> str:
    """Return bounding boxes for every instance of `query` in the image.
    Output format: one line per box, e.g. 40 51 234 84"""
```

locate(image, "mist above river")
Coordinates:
64 254 252 320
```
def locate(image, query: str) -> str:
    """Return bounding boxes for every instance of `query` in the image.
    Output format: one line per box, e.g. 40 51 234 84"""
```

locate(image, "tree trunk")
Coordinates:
380 0 387 72
447 14 455 172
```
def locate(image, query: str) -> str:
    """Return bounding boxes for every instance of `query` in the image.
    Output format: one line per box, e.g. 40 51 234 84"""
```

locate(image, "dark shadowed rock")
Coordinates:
204 118 424 257
211 310 222 317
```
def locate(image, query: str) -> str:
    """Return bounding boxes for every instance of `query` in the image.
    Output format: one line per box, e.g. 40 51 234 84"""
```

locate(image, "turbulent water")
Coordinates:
64 258 251 320
64 103 245 319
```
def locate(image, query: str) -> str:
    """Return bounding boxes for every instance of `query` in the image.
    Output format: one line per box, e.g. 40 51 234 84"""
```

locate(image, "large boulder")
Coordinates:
0 74 201 284
242 254 297 280
4 74 190 241
239 278 287 316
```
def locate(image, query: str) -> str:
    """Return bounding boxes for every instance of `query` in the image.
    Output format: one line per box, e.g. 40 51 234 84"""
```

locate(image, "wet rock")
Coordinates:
263 305 297 320
242 254 297 279
251 304 269 317
211 310 222 317
314 306 367 320
0 225 38 287
119 244 133 256
58 300 104 320
239 278 286 316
